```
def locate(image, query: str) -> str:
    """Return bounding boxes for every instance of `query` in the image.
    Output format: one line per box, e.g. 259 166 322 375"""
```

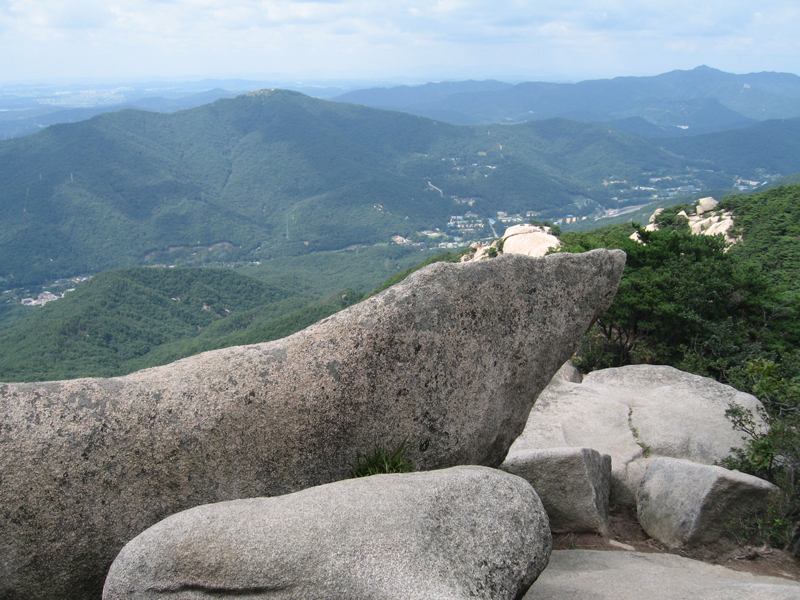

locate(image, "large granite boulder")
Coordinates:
0 249 624 600
507 364 765 505
637 458 779 548
524 549 800 600
103 466 552 600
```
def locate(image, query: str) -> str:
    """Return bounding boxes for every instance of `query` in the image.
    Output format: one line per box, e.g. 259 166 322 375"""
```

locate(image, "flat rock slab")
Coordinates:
104 466 552 600
524 550 800 600
501 447 611 536
0 249 624 600
637 457 779 548
509 364 765 505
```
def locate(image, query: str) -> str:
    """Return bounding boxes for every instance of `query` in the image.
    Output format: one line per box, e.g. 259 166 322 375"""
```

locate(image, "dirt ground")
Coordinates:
551 506 800 582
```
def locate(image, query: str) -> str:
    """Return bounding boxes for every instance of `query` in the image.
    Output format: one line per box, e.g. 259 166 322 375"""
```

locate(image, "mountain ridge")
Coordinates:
334 66 800 131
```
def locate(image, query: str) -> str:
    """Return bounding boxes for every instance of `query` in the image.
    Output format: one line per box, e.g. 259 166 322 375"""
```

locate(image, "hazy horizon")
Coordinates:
2 1 798 86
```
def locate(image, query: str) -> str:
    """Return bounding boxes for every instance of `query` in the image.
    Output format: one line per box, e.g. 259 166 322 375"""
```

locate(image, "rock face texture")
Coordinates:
524 550 800 600
507 364 765 505
501 447 611 535
0 249 624 600
103 466 552 600
637 458 779 548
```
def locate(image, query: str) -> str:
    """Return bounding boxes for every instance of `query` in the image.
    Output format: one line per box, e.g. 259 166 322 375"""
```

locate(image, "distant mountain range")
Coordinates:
334 66 800 135
5 66 799 141
2 83 800 288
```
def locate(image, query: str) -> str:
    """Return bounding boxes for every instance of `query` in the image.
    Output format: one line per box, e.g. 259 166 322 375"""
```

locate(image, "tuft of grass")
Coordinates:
350 437 416 478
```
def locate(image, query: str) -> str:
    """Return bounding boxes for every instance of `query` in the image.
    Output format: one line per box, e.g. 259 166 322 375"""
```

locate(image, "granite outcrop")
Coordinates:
0 249 625 600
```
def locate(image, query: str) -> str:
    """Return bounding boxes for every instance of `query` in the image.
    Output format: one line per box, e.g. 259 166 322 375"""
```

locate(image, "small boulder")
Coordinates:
550 361 582 383
501 447 611 536
705 216 735 237
501 224 561 257
103 466 552 600
648 208 664 224
695 196 719 215
637 458 779 548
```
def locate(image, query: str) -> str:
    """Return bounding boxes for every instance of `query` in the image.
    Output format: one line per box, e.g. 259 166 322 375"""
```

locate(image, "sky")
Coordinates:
1 1 799 85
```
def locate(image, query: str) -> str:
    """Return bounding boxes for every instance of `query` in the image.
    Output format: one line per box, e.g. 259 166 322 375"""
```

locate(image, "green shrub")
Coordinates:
719 358 800 551
350 437 416 478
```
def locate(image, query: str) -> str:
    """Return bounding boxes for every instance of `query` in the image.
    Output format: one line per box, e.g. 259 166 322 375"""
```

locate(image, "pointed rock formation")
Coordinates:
0 249 624 600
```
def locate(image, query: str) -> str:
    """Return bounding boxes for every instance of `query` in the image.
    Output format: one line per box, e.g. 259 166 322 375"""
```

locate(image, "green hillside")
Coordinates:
557 184 800 378
0 88 762 290
0 90 457 287
0 244 442 382
0 268 297 381
720 185 800 294
658 120 800 179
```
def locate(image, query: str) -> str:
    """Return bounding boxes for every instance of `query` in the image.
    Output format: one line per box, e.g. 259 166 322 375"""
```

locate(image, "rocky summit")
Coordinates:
0 249 624 599
103 466 552 600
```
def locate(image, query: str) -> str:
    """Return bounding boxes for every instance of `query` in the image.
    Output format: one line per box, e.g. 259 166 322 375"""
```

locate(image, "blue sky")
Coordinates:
2 1 799 84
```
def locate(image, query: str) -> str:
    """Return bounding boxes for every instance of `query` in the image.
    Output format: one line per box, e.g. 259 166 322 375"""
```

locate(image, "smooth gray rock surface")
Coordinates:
524 550 800 600
104 466 552 600
501 447 611 535
501 224 561 257
508 364 765 505
637 457 779 548
550 361 582 383
0 249 624 600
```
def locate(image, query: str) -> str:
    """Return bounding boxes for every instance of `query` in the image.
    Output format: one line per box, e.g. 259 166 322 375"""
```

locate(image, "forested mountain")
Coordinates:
0 90 675 288
658 119 800 178
0 90 456 287
2 87 799 290
335 66 800 133
0 267 357 382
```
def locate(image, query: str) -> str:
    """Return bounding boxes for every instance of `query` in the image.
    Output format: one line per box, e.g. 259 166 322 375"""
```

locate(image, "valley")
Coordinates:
2 66 800 381
2 85 799 292
1 66 799 575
